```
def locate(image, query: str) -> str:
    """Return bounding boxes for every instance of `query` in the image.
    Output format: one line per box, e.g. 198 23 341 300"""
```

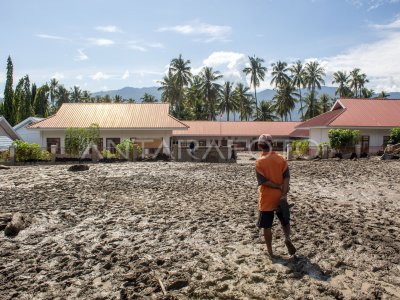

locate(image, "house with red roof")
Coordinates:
172 121 307 151
297 98 400 156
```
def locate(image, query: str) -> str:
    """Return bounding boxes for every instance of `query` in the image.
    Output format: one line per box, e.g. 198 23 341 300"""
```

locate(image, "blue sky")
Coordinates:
1 0 400 95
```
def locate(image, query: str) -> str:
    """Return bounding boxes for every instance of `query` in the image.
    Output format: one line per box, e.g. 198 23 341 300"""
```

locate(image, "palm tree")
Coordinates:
272 82 298 121
318 93 332 113
49 78 59 105
243 55 267 119
377 91 390 98
141 93 158 103
199 66 223 120
114 95 123 103
361 87 373 98
302 91 319 120
289 60 306 120
70 86 82 103
82 90 91 103
169 54 192 117
332 71 351 98
304 61 325 118
256 100 277 121
158 70 179 110
234 83 254 121
55 85 70 108
349 68 368 98
270 61 290 88
219 81 238 121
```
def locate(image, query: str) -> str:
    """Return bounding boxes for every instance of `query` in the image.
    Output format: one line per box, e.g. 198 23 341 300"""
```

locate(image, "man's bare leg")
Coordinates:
282 224 296 255
263 228 274 257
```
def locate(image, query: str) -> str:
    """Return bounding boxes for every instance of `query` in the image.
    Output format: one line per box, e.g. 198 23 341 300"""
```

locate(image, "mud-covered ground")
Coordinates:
0 157 399 299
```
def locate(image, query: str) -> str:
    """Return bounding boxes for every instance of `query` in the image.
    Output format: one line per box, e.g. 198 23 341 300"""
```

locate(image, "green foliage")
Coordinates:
0 150 10 162
388 128 400 144
4 56 15 125
65 123 100 157
12 140 50 162
328 129 360 152
292 140 309 156
33 84 50 117
101 149 116 159
115 139 142 159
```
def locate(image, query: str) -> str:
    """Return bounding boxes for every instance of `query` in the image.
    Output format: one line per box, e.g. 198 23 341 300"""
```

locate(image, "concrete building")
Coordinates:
172 121 308 151
28 103 188 155
14 117 44 145
296 98 400 156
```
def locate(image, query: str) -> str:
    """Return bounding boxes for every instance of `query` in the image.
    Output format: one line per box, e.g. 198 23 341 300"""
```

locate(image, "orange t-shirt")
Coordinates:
256 151 288 211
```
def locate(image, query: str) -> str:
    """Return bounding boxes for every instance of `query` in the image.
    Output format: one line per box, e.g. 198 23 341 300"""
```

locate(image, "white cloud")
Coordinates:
128 45 147 52
318 31 400 91
157 22 232 42
371 15 400 30
75 49 88 61
127 41 165 52
76 75 83 80
347 0 400 10
35 34 68 40
52 72 65 80
122 70 130 80
95 25 122 33
91 72 112 80
88 38 114 46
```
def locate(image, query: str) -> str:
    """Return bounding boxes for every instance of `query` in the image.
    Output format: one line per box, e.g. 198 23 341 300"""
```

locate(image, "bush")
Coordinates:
317 142 330 156
388 128 400 144
292 140 309 156
12 140 51 162
328 129 360 153
115 139 142 160
0 150 10 161
101 149 116 159
65 123 100 157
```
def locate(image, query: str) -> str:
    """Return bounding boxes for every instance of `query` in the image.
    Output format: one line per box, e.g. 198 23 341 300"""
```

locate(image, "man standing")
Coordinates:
255 134 296 258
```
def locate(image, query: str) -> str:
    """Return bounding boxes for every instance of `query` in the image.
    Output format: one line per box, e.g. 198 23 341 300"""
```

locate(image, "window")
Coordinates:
98 138 104 151
106 138 120 153
47 138 61 154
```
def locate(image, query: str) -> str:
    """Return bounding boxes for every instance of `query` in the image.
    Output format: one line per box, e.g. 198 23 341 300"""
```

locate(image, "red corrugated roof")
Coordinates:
173 121 302 137
28 103 188 129
298 98 400 128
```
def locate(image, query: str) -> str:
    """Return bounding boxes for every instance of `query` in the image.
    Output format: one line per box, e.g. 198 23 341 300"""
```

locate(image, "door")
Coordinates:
361 136 370 154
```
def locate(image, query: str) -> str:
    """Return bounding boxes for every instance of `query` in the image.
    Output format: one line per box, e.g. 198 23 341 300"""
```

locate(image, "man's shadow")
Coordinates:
272 254 330 281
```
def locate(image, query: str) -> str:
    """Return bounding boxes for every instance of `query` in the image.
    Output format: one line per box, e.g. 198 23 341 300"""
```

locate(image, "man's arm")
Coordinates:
281 167 290 198
256 171 282 189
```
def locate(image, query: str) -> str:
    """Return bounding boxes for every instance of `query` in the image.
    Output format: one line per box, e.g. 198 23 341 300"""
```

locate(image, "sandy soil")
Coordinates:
0 158 399 300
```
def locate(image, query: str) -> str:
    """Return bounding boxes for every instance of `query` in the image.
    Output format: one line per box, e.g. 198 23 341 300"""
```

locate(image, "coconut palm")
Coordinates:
304 61 325 118
219 81 238 121
272 82 298 121
301 91 319 120
349 68 368 98
49 78 59 105
141 93 158 103
332 71 351 98
243 55 267 119
169 54 192 117
318 93 332 113
233 83 253 121
256 100 277 121
114 95 123 103
70 86 82 103
271 61 290 88
158 70 180 113
377 91 390 98
82 90 91 103
199 66 223 120
289 60 306 120
55 85 70 108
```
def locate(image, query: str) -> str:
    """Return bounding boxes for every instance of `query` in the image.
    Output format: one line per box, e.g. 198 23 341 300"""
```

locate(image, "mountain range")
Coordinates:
93 86 400 121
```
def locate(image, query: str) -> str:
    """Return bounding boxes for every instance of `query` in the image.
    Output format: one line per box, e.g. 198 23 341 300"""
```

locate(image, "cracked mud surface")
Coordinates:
1 159 399 299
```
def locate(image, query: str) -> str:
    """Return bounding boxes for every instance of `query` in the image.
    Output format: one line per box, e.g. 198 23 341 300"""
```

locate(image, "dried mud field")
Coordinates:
1 158 400 300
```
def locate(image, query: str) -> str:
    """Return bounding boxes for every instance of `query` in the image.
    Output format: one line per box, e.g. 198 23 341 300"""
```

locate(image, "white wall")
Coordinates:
39 129 173 154
309 127 392 155
17 127 42 144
